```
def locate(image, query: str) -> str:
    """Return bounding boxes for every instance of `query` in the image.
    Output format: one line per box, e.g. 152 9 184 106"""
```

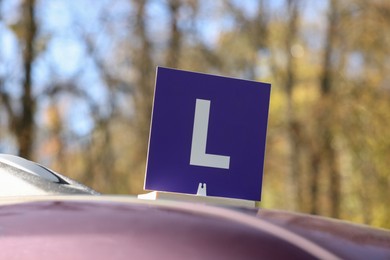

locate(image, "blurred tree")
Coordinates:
335 0 390 227
165 0 182 68
319 0 341 218
283 0 304 211
131 0 155 176
19 0 37 159
0 0 37 159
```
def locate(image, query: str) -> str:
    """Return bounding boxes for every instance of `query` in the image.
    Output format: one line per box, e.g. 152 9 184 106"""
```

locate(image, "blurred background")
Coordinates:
0 0 389 228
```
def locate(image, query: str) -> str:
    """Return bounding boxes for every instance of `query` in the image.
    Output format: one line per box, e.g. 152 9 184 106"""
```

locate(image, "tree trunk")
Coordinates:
132 0 155 172
284 0 303 210
319 0 341 218
166 0 182 68
18 0 37 159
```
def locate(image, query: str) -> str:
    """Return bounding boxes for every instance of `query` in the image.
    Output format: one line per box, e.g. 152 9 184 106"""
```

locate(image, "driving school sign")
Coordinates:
144 67 271 201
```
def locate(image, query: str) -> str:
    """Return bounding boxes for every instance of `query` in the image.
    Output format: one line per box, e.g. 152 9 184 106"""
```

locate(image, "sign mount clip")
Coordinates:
196 183 207 196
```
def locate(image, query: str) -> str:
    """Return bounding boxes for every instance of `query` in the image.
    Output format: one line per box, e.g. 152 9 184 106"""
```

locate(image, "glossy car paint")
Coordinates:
0 196 389 259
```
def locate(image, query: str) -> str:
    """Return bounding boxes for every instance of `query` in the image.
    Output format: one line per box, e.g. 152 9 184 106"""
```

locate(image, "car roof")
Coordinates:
1 195 389 259
0 196 335 259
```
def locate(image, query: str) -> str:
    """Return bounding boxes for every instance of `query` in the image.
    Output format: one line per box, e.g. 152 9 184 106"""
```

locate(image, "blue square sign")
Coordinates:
145 67 271 201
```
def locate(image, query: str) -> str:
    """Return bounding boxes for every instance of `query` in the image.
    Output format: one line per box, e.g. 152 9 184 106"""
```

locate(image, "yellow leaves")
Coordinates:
8 22 25 41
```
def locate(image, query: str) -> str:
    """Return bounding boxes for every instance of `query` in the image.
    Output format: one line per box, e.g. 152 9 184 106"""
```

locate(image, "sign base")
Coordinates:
138 191 256 208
